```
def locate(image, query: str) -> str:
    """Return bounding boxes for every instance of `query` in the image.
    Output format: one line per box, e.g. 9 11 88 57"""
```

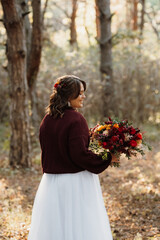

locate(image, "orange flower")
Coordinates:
136 140 142 145
97 125 106 131
105 124 111 130
113 123 119 128
98 141 102 146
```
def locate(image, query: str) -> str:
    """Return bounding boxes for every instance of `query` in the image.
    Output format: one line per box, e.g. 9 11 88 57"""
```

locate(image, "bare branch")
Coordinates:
145 10 160 40
42 0 49 25
52 1 70 18
22 11 30 17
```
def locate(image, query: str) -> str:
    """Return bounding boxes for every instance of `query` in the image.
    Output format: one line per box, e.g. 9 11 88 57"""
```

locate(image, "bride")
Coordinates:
28 75 119 240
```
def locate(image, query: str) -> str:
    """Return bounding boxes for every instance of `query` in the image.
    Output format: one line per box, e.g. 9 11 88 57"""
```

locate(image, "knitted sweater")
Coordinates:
39 108 112 174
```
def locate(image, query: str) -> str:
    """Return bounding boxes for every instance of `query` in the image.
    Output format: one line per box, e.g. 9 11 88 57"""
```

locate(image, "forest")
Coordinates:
0 0 159 239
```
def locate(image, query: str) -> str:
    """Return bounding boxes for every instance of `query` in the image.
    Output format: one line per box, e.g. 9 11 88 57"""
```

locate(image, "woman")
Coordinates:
28 75 118 240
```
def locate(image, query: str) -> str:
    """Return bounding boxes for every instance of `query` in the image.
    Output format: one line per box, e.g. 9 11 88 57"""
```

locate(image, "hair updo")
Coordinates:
46 75 86 118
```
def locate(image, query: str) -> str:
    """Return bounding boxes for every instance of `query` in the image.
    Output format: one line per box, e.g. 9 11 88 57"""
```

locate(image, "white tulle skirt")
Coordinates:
28 170 113 240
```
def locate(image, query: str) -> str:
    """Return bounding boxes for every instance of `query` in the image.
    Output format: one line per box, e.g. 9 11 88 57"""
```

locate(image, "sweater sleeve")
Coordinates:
68 117 112 174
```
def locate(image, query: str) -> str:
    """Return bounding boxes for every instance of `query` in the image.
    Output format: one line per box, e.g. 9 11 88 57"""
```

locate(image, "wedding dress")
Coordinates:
28 170 113 240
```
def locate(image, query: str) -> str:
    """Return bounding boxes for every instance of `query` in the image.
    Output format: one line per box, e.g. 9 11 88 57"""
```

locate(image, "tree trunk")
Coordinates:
27 0 42 129
21 0 32 67
96 0 113 118
95 0 100 41
133 0 138 31
70 0 78 47
126 0 132 29
140 0 145 35
1 0 31 167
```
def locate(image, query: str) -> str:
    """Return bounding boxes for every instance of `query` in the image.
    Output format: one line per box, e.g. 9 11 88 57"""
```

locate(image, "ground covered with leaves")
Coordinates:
0 143 159 240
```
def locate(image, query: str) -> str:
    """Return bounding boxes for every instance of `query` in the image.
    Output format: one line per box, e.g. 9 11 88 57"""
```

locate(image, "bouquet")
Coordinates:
89 117 151 167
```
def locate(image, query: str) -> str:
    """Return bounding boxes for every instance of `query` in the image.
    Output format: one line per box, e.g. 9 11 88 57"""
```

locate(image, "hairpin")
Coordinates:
54 81 67 89
54 81 60 89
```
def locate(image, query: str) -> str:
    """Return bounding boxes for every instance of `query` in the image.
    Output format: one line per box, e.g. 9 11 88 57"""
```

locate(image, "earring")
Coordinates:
68 101 71 107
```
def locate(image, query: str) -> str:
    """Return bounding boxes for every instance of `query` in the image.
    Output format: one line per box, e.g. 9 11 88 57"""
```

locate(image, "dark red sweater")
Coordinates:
39 108 112 174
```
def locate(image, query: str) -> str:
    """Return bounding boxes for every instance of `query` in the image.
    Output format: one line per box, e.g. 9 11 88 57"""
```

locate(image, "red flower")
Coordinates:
120 133 125 140
129 140 137 147
119 139 123 145
118 127 123 132
105 121 113 124
137 133 142 139
130 127 136 135
54 83 59 88
109 145 114 151
102 142 107 148
111 136 119 142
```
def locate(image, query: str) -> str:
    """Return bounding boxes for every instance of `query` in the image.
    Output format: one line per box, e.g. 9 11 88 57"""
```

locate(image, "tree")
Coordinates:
0 0 45 167
95 0 100 41
50 1 78 48
140 0 145 35
145 4 160 41
126 0 138 31
27 0 42 128
95 0 113 118
1 0 31 167
70 0 78 47
133 0 138 31
20 0 42 129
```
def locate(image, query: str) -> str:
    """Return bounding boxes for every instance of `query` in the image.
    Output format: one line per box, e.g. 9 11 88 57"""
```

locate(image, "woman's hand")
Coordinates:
111 154 120 165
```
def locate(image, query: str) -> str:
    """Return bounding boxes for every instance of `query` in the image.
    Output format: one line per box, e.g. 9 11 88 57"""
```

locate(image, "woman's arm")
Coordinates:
68 117 112 174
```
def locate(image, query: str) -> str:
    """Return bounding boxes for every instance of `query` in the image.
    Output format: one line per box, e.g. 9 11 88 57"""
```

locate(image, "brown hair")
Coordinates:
46 75 86 118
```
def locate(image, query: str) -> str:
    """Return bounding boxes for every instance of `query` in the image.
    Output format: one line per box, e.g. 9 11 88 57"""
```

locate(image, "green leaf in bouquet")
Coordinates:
111 162 120 167
142 139 152 151
102 151 109 161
